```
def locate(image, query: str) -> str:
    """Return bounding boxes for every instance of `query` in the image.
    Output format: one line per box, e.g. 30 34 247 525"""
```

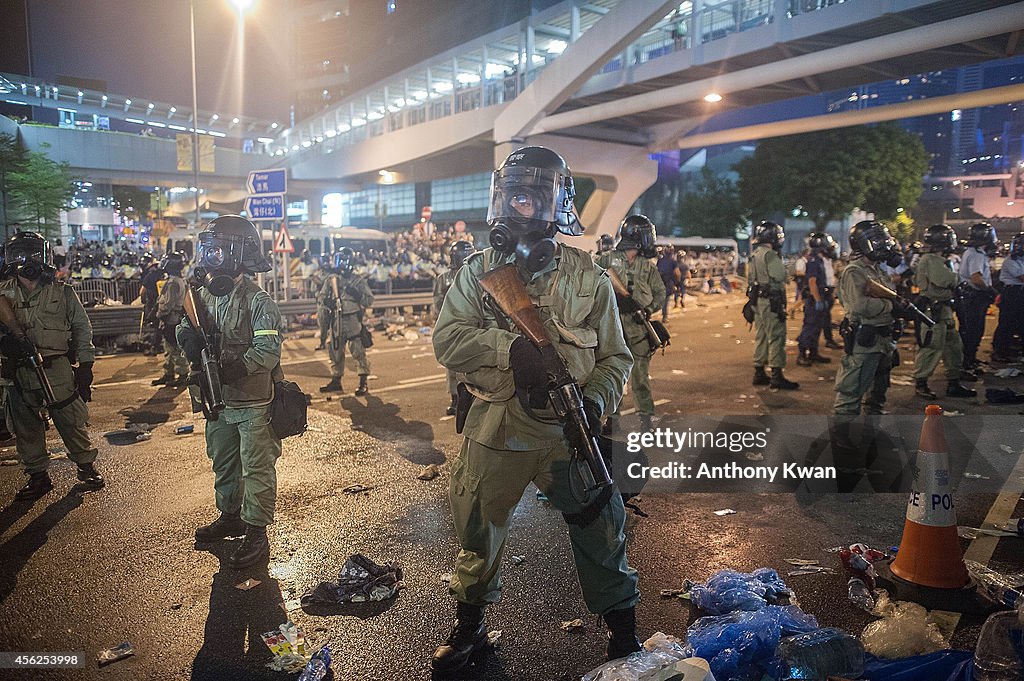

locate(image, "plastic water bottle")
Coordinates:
846 578 875 612
780 628 865 680
297 646 331 681
966 560 1024 610
974 611 1024 681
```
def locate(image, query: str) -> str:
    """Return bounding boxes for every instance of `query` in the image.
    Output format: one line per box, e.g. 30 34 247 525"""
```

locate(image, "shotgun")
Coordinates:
0 294 57 408
183 286 225 419
478 264 612 491
864 279 936 328
606 268 669 352
329 276 343 350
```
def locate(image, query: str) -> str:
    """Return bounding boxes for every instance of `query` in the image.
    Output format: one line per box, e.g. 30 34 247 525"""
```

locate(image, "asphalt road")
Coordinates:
0 290 1022 681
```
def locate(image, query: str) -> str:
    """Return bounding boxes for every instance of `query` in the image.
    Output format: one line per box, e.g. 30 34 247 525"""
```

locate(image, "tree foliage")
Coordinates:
735 124 929 231
675 167 747 239
8 143 76 239
0 133 27 238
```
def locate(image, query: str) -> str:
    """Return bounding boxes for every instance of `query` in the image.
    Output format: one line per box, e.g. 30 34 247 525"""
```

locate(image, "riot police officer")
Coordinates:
748 221 799 389
596 215 666 432
912 225 975 399
433 240 475 415
992 232 1024 362
432 146 639 673
0 232 103 500
957 222 999 374
177 215 283 569
796 232 835 367
152 251 189 387
833 221 902 415
317 248 374 396
596 234 614 254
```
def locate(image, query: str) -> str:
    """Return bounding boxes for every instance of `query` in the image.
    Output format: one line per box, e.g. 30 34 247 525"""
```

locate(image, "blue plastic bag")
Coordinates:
862 650 973 681
690 568 792 614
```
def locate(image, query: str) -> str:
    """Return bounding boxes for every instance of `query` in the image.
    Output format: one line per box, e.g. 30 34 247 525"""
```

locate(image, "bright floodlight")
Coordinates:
230 0 254 11
704 93 723 103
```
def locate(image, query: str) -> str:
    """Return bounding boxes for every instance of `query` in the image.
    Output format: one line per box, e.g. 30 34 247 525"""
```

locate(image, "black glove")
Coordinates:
344 284 362 301
508 336 551 392
0 333 35 359
219 356 248 384
74 362 94 402
178 326 203 366
615 293 642 315
563 397 603 452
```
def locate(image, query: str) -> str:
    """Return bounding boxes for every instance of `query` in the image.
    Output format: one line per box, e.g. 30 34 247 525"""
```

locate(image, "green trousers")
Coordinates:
328 317 370 378
833 346 892 415
912 314 962 381
162 337 188 378
447 369 458 398
204 405 282 527
753 298 787 369
317 307 331 346
615 339 654 416
447 437 639 615
4 357 97 475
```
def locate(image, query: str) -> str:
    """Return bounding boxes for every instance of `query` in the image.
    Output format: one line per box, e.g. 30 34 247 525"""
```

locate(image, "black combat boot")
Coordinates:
959 370 978 383
446 395 457 416
752 366 771 386
319 377 342 393
432 601 487 673
604 607 642 661
354 374 369 396
914 378 937 399
770 368 799 390
195 512 247 542
946 380 977 398
796 349 812 367
15 472 53 501
639 414 653 432
151 371 175 386
76 462 105 489
808 351 832 364
228 524 270 569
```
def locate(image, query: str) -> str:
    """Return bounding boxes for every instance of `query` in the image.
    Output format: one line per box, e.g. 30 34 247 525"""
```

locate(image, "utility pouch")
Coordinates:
839 318 858 356
856 323 878 347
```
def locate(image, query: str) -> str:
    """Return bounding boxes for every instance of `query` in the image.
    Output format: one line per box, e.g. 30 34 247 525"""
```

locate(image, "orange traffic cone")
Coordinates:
889 404 970 588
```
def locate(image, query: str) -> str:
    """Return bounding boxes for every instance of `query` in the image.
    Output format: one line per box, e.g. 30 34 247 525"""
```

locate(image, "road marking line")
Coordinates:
399 373 446 384
619 399 670 416
356 377 446 395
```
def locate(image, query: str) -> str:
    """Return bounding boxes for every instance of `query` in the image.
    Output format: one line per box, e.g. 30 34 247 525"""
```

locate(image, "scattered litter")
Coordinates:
235 578 261 591
966 560 1024 609
510 555 526 565
788 566 835 576
169 602 182 610
688 605 818 679
713 509 736 516
838 543 888 591
785 559 822 566
97 642 135 667
942 410 964 417
262 621 307 671
266 654 307 673
712 333 722 338
583 633 703 681
487 630 502 646
175 425 194 435
745 452 764 462
135 432 152 442
560 618 584 632
660 580 694 600
848 577 875 612
439 415 454 421
671 369 688 375
963 472 990 480
986 387 1024 404
439 573 453 583
342 483 371 494
296 646 331 681
722 323 734 328
780 627 864 680
417 464 439 481
301 554 403 605
861 591 947 658
993 367 1022 378
690 568 793 614
958 526 1017 540
1000 445 1020 454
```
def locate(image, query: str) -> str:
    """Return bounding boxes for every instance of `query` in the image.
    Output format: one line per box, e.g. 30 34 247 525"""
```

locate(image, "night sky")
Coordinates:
20 0 291 122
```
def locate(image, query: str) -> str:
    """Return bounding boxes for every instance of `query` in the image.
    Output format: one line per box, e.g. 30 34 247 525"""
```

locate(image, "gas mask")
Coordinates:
195 240 240 297
3 238 54 282
488 220 557 273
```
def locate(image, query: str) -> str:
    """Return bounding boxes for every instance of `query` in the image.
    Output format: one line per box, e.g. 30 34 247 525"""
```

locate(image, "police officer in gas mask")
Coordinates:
318 247 374 396
177 215 284 569
432 146 639 673
0 232 103 500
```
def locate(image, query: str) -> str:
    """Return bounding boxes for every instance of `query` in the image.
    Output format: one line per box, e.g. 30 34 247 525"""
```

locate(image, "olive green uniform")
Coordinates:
750 244 788 369
912 253 963 381
433 245 638 615
177 277 283 527
833 258 894 415
433 268 458 397
318 273 373 379
157 274 188 379
0 280 97 474
595 251 666 417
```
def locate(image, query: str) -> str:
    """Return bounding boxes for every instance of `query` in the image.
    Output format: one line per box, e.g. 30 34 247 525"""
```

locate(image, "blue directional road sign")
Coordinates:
247 168 287 195
244 194 285 220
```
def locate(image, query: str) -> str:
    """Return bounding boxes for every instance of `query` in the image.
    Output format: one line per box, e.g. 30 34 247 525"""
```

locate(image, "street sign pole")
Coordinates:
281 225 291 302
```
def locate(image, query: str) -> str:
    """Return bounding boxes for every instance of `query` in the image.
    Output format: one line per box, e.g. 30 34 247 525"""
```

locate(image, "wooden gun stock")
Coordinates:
478 265 550 347
606 268 631 299
183 287 225 418
0 295 56 406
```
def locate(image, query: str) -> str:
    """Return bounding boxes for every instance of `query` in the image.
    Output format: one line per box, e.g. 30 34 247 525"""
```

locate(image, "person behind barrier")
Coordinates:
432 145 639 674
433 240 476 416
0 232 103 501
748 220 799 390
176 215 283 570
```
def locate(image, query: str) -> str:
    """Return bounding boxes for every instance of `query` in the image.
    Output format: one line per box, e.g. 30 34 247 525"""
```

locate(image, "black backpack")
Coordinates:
270 379 309 439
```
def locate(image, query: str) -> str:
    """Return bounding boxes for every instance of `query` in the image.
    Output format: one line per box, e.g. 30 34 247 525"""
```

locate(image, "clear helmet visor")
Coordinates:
196 234 236 271
487 166 561 225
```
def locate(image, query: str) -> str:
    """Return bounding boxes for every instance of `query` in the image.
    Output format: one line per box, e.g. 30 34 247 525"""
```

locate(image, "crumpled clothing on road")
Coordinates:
301 554 404 605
